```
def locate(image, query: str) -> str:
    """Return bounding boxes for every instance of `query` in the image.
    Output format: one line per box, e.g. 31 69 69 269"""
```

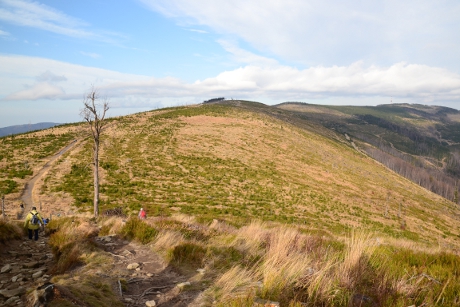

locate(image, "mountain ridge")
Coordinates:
0 122 61 137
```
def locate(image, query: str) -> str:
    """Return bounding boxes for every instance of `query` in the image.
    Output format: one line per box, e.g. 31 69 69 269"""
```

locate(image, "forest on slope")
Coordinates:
276 102 460 205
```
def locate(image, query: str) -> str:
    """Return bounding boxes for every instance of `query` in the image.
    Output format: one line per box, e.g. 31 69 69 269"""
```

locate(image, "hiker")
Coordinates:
138 208 146 219
24 206 44 241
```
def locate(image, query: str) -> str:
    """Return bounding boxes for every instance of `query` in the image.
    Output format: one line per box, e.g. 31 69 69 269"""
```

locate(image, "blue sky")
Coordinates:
1 0 459 127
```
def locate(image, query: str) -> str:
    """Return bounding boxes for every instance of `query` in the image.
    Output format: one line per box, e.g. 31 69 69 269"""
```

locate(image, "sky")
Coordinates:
0 0 459 127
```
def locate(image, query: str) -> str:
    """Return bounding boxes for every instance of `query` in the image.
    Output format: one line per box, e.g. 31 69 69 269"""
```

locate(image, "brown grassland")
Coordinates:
1 102 460 306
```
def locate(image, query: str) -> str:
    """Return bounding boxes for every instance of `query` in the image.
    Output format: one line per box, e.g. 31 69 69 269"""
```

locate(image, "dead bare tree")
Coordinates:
80 87 109 218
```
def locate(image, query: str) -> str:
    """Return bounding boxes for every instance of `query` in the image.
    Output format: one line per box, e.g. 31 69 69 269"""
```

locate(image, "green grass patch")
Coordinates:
120 217 158 244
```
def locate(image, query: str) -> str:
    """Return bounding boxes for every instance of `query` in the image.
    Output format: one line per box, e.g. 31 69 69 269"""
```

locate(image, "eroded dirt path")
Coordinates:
95 235 205 307
0 235 54 306
4 139 202 306
20 140 78 216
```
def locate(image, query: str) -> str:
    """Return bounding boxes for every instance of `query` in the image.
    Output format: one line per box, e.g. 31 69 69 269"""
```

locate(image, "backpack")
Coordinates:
30 212 39 225
140 210 146 218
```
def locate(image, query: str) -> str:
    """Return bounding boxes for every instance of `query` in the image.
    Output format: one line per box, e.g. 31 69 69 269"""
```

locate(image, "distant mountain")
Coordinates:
0 122 61 137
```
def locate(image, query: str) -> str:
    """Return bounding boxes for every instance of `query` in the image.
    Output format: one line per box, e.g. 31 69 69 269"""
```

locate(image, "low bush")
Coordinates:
120 217 158 244
0 219 22 243
47 217 99 274
168 242 206 267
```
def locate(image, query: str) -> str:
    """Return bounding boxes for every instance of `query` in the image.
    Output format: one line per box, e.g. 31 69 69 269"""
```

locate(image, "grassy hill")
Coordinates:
20 102 457 245
276 102 460 203
1 101 460 306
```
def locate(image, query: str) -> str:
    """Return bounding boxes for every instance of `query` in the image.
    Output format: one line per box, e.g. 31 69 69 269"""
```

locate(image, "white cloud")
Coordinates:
217 40 278 67
0 0 125 43
80 51 101 59
0 29 9 36
36 70 67 82
5 82 65 100
1 55 459 108
187 28 207 34
141 0 460 70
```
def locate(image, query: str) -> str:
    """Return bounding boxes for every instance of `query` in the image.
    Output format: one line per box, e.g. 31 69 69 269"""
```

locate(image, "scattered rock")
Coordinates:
127 263 140 270
0 287 26 298
102 236 114 242
121 250 133 257
4 295 20 305
11 274 23 283
145 300 157 306
32 271 44 279
23 261 40 269
197 269 205 275
1 265 12 274
176 282 191 289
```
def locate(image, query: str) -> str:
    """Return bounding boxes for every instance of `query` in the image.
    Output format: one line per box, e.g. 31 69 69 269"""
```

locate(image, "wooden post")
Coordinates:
1 195 5 220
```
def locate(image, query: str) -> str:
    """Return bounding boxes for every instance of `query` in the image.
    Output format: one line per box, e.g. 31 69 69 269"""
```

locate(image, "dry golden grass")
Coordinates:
153 230 185 250
100 216 125 235
209 265 259 303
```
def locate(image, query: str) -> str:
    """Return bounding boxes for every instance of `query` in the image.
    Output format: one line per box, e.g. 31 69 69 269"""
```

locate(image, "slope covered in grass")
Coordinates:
31 102 460 249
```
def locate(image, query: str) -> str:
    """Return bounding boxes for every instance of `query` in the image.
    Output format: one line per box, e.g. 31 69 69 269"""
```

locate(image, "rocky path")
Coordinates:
95 235 204 307
0 235 54 306
2 138 203 306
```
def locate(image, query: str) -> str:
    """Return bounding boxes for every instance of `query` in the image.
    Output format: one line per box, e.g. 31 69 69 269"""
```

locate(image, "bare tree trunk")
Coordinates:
80 86 109 218
94 141 100 218
1 195 5 220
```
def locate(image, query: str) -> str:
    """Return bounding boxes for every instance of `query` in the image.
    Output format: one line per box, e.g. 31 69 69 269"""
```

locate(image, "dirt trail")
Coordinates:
0 234 54 306
2 140 203 306
96 235 204 307
0 142 76 306
20 140 77 215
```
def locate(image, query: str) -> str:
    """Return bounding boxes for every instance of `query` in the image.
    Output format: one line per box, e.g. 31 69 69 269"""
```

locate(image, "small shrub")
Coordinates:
120 217 158 244
0 220 22 243
168 242 206 267
0 179 18 194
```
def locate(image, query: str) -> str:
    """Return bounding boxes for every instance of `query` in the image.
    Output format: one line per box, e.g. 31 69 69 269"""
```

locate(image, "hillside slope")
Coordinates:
276 102 460 204
4 102 452 249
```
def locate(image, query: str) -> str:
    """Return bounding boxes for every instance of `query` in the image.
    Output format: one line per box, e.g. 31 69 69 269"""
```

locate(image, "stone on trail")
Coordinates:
4 295 20 305
145 300 156 306
32 271 44 279
127 263 140 270
0 287 26 298
1 264 12 274
23 261 40 269
176 282 191 289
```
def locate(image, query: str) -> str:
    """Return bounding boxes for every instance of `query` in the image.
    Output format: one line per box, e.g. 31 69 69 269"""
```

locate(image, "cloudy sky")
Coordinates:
1 0 459 127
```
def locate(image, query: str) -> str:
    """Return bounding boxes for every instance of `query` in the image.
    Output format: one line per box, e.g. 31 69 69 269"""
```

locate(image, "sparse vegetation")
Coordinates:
110 216 460 306
0 219 22 243
3 101 460 306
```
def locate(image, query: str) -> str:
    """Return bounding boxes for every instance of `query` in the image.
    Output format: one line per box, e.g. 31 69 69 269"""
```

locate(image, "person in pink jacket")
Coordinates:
138 208 146 219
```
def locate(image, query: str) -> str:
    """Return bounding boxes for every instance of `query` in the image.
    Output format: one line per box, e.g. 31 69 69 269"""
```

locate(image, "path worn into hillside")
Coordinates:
0 141 77 305
3 139 203 306
0 235 54 306
95 235 205 307
19 140 77 217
